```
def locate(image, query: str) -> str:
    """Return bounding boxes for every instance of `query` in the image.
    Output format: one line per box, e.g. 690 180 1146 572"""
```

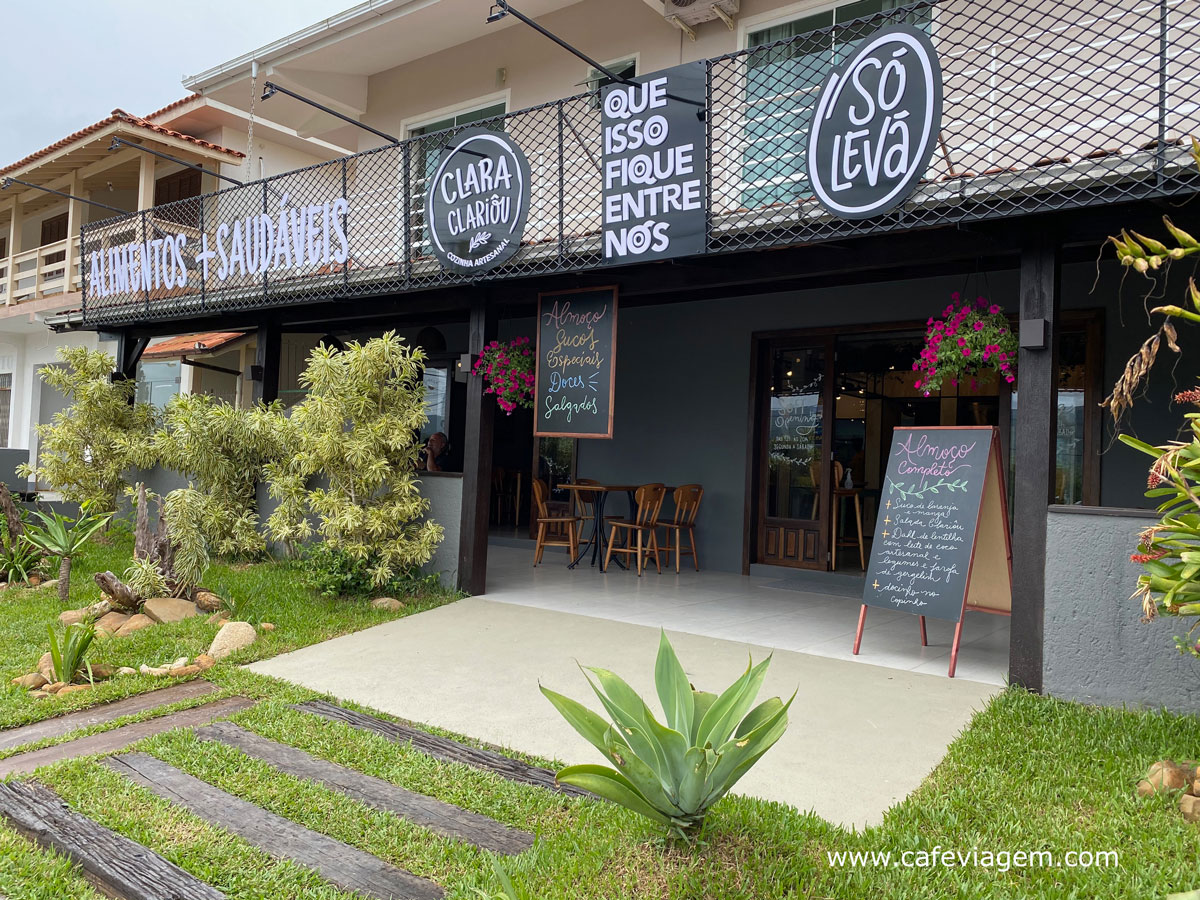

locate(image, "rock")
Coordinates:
88 664 116 680
1137 760 1190 797
139 664 170 677
168 664 202 678
11 673 47 690
58 608 89 626
30 690 49 699
57 684 92 695
115 613 156 637
27 574 41 586
116 667 137 676
1182 793 1200 823
206 613 229 626
194 590 224 612
143 597 200 624
95 611 131 635
260 622 275 632
208 621 257 660
44 682 67 694
36 652 56 682
371 597 404 612
194 654 216 671
39 579 58 592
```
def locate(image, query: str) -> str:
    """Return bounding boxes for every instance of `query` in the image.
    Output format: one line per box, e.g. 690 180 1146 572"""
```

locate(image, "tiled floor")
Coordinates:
485 541 1009 686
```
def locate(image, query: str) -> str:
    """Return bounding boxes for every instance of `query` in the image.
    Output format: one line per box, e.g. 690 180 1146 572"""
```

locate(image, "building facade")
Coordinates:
44 0 1200 708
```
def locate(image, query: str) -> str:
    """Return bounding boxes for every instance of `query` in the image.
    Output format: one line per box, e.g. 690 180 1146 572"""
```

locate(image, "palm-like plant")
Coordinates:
541 631 793 843
23 502 112 603
46 621 96 685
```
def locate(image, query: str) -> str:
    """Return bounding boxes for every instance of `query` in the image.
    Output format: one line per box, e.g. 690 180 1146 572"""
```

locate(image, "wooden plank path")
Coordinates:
195 722 533 854
0 697 254 777
0 779 225 900
0 681 219 753
294 700 591 799
105 753 444 900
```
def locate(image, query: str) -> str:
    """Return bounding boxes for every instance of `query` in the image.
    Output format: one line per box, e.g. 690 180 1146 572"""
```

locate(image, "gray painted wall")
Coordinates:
1044 508 1200 713
420 473 462 588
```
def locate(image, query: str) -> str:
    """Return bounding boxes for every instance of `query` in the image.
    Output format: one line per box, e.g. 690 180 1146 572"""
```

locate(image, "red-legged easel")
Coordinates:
853 427 1013 678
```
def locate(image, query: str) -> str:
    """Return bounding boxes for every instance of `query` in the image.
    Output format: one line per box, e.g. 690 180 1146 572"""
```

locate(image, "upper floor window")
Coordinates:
587 57 637 107
40 213 68 247
408 101 507 138
742 1 928 208
155 169 203 229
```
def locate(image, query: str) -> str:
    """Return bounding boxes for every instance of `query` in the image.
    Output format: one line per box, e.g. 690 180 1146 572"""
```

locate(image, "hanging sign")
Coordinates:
807 24 943 220
855 426 1011 677
534 286 618 439
602 61 707 264
426 127 531 275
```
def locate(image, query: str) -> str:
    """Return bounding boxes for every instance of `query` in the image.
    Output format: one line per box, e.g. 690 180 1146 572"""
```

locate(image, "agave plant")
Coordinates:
541 630 793 842
46 621 96 685
0 529 42 585
23 502 112 603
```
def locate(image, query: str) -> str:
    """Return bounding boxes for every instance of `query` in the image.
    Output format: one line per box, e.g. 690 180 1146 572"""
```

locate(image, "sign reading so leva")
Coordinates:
426 127 532 275
807 25 943 220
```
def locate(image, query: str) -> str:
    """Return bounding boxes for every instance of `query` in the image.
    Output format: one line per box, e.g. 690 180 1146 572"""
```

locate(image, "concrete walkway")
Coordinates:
250 598 999 828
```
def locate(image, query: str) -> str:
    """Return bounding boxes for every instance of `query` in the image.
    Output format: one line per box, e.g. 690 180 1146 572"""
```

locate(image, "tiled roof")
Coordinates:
143 331 248 359
0 104 244 176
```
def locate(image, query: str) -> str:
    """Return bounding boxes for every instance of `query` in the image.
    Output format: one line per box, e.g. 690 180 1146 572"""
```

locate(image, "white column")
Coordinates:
135 153 156 211
5 200 21 305
63 171 82 293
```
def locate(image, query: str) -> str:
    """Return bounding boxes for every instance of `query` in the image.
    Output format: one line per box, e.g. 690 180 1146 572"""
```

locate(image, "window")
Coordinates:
0 373 12 447
40 213 68 247
742 0 926 208
408 100 508 260
155 169 203 228
135 360 181 408
587 57 637 107
0 237 7 257
421 366 451 442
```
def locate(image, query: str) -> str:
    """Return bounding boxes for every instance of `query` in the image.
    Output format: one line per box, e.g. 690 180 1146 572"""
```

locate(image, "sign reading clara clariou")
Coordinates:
806 24 943 220
602 61 706 263
426 127 531 275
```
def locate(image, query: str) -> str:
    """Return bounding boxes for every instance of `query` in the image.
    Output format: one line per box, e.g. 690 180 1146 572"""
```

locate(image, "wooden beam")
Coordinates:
194 721 533 854
457 298 497 595
104 753 444 900
1009 241 1061 692
294 700 593 798
0 780 225 900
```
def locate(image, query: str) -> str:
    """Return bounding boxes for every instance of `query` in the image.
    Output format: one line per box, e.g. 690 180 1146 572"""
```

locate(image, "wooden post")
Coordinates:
63 171 82 294
135 153 156 211
252 321 281 404
1008 241 1060 692
458 298 497 595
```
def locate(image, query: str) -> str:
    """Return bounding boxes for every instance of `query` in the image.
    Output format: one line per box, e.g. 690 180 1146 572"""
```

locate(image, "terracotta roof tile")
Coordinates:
143 331 248 359
0 106 244 177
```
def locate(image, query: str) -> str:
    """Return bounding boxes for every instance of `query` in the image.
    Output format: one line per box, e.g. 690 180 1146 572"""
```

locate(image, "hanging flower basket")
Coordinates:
472 337 535 414
913 293 1018 396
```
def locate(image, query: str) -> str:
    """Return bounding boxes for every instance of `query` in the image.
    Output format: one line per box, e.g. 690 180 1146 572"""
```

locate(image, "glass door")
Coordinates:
757 340 833 568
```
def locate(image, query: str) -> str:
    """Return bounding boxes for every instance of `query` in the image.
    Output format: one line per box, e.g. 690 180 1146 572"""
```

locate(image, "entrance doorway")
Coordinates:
752 315 1100 572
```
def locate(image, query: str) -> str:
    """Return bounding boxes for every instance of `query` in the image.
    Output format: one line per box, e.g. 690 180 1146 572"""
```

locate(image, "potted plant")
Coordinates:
472 337 535 414
913 293 1018 396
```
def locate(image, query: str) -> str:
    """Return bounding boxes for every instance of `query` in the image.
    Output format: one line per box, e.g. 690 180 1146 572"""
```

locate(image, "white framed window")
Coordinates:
404 92 510 139
586 55 638 107
0 373 12 448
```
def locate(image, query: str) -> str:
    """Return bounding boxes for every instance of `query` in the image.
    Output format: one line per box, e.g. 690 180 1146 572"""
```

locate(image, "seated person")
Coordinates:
420 432 452 471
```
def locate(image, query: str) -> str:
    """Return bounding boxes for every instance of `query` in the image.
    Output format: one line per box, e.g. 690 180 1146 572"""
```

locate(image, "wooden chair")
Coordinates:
808 460 844 519
658 484 704 572
532 478 579 566
603 483 666 576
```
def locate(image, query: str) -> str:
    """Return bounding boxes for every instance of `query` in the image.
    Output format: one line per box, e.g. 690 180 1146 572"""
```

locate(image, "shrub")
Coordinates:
541 630 793 843
46 621 96 684
137 393 284 558
123 556 169 600
18 347 155 510
298 543 439 599
265 332 443 587
0 530 42 584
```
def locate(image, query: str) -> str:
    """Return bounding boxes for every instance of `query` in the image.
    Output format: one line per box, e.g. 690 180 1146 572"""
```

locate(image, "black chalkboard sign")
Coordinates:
534 287 618 439
863 426 1011 622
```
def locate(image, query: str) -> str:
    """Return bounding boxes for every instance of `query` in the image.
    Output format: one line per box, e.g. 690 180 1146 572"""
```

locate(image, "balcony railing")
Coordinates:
0 237 82 305
80 0 1200 326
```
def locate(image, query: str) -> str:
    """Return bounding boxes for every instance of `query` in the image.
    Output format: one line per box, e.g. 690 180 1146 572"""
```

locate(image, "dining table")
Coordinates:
557 483 674 570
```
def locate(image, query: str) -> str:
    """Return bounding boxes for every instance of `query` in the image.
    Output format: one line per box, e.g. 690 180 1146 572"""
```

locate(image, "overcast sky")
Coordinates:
0 0 345 166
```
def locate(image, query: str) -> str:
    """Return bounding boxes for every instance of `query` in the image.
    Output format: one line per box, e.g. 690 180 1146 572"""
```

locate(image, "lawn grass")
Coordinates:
0 529 458 733
1 673 1199 899
0 532 1198 898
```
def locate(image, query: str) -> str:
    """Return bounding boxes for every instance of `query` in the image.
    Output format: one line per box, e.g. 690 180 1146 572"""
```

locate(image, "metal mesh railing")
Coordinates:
81 0 1200 326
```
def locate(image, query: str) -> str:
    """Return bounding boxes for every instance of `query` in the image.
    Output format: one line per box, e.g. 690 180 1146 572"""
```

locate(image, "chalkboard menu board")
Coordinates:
534 287 618 439
863 426 1011 622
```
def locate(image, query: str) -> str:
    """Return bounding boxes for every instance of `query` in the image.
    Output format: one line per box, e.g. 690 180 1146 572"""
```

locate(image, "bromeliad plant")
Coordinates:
23 502 113 603
1121 389 1200 658
46 621 96 685
541 630 794 843
913 293 1017 395
472 337 535 415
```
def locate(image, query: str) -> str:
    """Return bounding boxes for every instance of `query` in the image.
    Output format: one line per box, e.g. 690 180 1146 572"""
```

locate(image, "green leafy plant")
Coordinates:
218 593 260 626
46 621 96 685
17 346 155 510
0 529 42 584
265 332 443 586
541 630 794 843
472 857 526 900
122 556 169 601
162 488 212 595
23 503 112 603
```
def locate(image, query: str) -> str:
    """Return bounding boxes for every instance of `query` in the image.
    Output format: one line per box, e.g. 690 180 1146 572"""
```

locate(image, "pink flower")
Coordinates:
951 291 961 301
944 305 954 317
973 321 984 331
957 337 966 347
912 362 919 371
962 348 971 357
914 379 923 389
1005 375 1015 383
989 304 1001 315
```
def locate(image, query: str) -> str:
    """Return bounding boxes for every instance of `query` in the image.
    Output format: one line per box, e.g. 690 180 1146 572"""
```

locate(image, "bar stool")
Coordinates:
831 485 866 571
